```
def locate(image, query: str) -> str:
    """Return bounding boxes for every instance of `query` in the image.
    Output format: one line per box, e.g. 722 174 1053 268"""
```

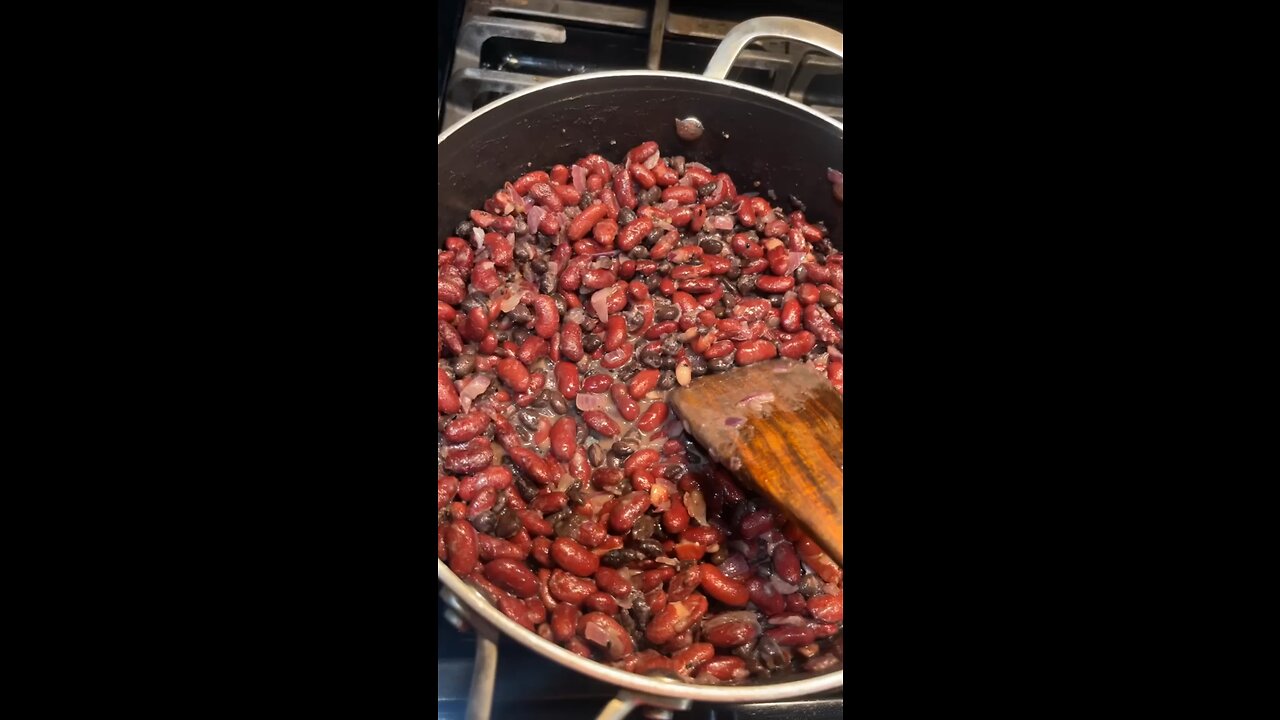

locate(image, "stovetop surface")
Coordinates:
437 594 843 719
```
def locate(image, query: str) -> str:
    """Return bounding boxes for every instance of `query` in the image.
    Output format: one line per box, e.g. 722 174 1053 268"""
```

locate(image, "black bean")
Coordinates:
654 305 679 322
755 563 774 579
757 635 786 671
646 230 665 246
440 365 456 381
460 292 488 313
624 310 643 333
689 354 709 377
660 334 681 355
656 261 673 276
819 289 839 308
514 243 532 262
531 257 548 273
640 348 664 368
711 302 726 319
512 327 531 345
554 513 587 538
799 574 824 598
630 515 656 541
663 464 687 481
515 474 539 502
611 440 637 458
645 274 662 290
698 182 717 198
455 220 474 237
547 392 568 415
768 294 784 307
514 219 528 235
736 275 758 294
472 510 497 534
788 194 807 212
640 187 661 205
630 593 652 629
634 539 664 558
629 246 650 259
534 390 554 408
583 334 603 353
495 507 522 538
657 370 676 390
708 355 736 373
588 443 605 467
601 548 647 567
508 304 533 325
725 266 741 280
700 238 724 254
579 193 595 210
707 545 729 565
618 207 637 225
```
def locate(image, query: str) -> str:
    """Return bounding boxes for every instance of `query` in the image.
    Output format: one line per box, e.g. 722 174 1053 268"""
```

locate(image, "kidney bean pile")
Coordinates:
438 139 844 684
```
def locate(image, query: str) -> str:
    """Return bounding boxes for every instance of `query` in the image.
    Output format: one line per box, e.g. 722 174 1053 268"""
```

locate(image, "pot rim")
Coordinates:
438 559 844 701
437 69 844 145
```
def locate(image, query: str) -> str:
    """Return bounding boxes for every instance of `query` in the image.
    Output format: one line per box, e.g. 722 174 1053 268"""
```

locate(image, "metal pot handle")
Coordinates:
703 16 844 80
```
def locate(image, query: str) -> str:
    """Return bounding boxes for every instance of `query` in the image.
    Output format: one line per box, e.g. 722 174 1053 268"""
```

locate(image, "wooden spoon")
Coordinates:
668 358 843 566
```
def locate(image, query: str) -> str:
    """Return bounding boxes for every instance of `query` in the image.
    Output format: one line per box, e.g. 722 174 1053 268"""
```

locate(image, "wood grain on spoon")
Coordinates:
668 358 843 566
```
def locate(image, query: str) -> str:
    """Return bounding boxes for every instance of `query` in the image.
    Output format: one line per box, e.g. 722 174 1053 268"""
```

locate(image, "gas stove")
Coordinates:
437 597 844 719
436 0 843 132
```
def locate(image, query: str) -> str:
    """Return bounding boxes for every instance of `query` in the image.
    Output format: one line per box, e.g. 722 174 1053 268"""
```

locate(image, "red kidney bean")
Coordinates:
582 268 616 291
635 401 668 432
484 557 539 599
444 519 478 576
618 217 653 252
531 536 553 567
645 592 707 645
593 218 619 246
560 323 584 363
593 566 634 598
755 274 795 293
734 339 777 366
626 369 659 399
796 282 820 305
785 593 808 613
600 341 633 369
529 294 558 339
803 304 840 345
583 591 619 615
702 656 747 681
551 603 580 642
582 410 620 438
550 417 577 462
552 537 600 576
580 611 634 660
661 185 698 204
438 475 458 511
508 446 556 486
662 497 690 534
513 170 550 195
765 626 817 646
530 491 568 514
738 510 774 540
610 383 640 421
548 569 596 606
554 362 580 401
698 563 750 606
828 359 843 393
609 490 652 532
704 619 759 647
639 566 675 591
682 525 722 547
604 315 627 351
666 565 701 602
671 642 714 675
772 541 802 585
443 444 493 475
524 597 547 625
477 533 524 561
746 576 787 616
807 594 843 623
458 466 513 502
517 335 549 365
496 357 531 393
778 330 817 359
516 508 554 536
443 411 490 443
438 368 461 414
779 299 803 333
581 374 611 394
623 448 659 476
568 203 608 241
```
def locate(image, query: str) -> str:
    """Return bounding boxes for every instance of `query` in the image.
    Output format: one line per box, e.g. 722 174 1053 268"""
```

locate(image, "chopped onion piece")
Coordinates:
556 474 575 492
591 287 613 321
709 214 735 231
769 575 799 595
725 416 745 427
576 392 610 412
768 614 808 626
783 251 806 277
527 205 544 235
571 164 588 193
684 490 707 526
472 227 485 249
643 152 661 170
566 308 586 325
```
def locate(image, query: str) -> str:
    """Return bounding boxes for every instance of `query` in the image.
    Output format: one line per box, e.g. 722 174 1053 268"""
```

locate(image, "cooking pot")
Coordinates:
438 16 844 720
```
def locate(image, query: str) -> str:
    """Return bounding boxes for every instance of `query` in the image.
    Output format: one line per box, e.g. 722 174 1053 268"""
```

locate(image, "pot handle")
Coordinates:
704 16 843 80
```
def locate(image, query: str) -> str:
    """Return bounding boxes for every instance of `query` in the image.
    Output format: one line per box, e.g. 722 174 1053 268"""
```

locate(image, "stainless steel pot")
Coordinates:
438 16 844 720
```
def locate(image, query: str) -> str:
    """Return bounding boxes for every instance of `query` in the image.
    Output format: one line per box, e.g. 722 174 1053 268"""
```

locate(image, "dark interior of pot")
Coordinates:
437 73 843 251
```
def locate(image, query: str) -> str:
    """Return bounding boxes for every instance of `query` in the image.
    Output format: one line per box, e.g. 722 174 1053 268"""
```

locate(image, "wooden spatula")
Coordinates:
669 358 843 566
